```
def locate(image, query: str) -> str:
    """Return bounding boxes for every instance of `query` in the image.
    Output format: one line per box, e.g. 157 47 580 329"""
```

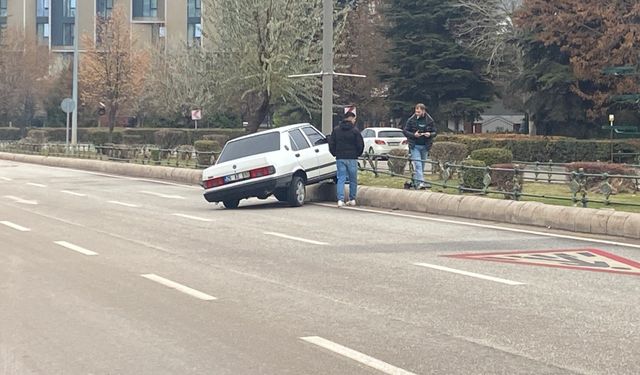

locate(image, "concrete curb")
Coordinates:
3 152 639 239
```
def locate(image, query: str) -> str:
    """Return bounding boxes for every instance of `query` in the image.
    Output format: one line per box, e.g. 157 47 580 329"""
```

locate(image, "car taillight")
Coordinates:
249 166 276 179
203 177 225 189
401 140 408 145
374 139 386 145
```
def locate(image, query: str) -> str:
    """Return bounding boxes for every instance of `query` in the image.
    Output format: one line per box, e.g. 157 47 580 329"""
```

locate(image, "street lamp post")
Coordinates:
609 114 615 162
71 2 79 146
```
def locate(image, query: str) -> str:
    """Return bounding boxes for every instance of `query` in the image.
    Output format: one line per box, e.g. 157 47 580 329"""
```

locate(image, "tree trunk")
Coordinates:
108 103 118 143
245 91 270 133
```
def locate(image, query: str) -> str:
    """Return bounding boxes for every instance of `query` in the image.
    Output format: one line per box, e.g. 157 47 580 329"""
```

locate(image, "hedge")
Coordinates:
461 159 486 190
470 148 513 167
0 128 22 140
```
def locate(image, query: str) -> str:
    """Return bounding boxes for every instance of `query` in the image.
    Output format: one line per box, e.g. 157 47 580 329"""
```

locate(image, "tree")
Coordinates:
202 0 350 133
382 0 494 127
79 5 149 139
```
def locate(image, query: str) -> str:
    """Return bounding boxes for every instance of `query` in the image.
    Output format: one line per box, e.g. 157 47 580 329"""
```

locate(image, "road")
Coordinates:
1 160 639 375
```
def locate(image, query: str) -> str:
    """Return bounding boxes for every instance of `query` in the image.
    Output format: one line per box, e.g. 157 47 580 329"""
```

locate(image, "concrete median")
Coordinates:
3 151 639 239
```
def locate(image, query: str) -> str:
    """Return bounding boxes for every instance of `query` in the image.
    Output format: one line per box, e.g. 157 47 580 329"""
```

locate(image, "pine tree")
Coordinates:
383 0 494 126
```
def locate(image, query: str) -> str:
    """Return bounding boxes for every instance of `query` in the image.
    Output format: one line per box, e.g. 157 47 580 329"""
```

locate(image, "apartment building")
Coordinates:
0 0 203 51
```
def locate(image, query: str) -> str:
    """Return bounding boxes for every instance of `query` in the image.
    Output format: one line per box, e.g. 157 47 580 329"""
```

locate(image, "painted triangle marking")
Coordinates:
443 249 640 276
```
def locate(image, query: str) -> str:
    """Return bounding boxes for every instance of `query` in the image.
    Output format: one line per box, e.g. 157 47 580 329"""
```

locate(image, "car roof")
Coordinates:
370 127 403 132
229 123 315 142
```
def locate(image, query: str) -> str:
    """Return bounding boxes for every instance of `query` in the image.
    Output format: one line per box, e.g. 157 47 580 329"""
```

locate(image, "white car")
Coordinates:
202 123 336 208
361 127 409 159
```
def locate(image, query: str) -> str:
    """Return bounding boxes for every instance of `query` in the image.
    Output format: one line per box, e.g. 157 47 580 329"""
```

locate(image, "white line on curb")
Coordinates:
264 231 329 246
107 201 140 208
54 241 98 256
141 191 185 199
61 190 87 197
171 213 213 222
300 336 417 375
141 274 217 301
3 195 38 205
0 221 30 232
26 182 47 188
313 203 640 250
414 263 525 286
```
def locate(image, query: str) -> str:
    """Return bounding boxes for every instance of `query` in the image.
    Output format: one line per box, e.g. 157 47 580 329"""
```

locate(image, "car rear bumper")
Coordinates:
203 174 292 203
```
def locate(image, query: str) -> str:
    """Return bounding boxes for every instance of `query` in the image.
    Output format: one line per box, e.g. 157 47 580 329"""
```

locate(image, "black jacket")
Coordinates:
402 113 437 148
329 121 364 159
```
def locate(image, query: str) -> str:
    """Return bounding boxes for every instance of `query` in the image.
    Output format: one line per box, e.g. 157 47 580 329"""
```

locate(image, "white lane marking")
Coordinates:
0 221 31 232
313 203 640 250
26 182 47 188
141 274 217 301
54 241 98 256
264 231 329 246
107 200 140 208
141 191 185 200
0 177 12 181
171 213 213 222
414 263 525 286
301 336 417 375
3 195 38 205
61 190 87 197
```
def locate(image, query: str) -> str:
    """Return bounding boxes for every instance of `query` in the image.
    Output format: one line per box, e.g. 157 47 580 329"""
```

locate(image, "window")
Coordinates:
63 0 76 17
217 133 281 163
187 0 202 47
37 23 50 45
302 126 326 146
97 0 113 18
188 0 201 18
378 130 405 138
133 0 158 18
289 129 310 151
0 0 7 17
36 0 50 45
37 0 49 17
187 23 202 47
362 129 373 138
63 22 74 45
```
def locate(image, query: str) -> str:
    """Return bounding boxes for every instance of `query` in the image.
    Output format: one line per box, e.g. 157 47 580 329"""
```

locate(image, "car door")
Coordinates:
301 125 336 180
288 128 319 180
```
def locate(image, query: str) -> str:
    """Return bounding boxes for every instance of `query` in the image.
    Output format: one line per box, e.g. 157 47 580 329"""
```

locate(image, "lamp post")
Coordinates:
609 114 615 162
71 1 79 147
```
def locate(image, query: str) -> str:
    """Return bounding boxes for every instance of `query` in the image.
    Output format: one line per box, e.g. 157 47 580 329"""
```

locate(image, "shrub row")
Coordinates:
0 128 22 140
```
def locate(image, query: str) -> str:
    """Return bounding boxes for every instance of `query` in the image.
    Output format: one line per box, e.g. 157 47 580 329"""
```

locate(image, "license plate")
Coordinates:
224 172 249 182
388 142 399 146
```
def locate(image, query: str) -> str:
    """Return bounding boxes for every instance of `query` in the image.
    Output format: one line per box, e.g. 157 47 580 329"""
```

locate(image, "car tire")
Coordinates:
222 199 240 209
274 188 288 202
288 176 306 207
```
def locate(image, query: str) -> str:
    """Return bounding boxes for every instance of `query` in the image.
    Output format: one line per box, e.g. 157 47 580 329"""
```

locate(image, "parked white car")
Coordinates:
361 127 408 159
202 124 336 208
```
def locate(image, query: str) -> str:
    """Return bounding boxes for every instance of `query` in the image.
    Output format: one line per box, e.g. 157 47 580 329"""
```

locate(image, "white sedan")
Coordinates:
361 127 409 159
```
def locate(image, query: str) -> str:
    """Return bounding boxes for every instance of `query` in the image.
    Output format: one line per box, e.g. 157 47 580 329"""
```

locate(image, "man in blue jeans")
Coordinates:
328 111 364 207
402 103 437 189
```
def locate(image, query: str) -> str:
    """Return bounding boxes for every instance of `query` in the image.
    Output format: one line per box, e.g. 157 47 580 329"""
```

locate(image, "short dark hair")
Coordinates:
415 103 426 111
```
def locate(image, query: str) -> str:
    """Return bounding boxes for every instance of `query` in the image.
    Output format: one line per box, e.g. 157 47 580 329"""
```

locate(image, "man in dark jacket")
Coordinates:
329 111 364 207
402 103 437 189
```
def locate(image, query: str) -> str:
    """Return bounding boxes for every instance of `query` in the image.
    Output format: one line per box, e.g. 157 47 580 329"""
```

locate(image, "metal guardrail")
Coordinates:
359 154 640 209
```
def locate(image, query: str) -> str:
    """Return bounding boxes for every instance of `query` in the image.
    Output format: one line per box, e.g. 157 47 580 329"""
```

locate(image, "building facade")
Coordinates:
1 0 202 51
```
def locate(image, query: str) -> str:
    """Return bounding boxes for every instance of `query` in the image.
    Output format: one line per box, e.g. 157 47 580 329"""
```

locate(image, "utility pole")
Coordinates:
71 3 79 146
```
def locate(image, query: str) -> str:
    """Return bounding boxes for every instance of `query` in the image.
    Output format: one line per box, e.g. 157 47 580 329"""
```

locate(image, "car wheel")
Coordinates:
222 199 240 209
288 176 306 207
274 188 288 202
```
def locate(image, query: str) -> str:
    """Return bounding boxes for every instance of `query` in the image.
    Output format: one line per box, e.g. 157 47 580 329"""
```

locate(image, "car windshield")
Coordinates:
217 132 280 163
378 131 405 138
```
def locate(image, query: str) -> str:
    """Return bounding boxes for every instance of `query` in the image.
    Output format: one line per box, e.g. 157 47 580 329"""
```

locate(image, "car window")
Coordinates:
378 130 405 138
217 132 280 163
289 129 310 150
302 126 326 146
362 129 372 138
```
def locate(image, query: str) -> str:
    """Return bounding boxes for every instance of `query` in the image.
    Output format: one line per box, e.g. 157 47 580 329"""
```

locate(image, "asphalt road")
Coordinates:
1 160 639 375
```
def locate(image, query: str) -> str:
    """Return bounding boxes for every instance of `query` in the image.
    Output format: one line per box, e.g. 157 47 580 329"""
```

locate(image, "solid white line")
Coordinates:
107 201 140 208
26 182 47 188
141 274 217 301
264 231 329 246
3 195 38 205
171 213 213 222
54 241 98 256
61 190 87 197
414 263 525 286
0 177 12 181
301 336 417 375
141 191 185 199
313 203 640 250
0 221 31 232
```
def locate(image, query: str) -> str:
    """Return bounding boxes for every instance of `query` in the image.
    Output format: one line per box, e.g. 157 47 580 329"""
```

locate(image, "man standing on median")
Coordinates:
329 111 364 208
403 103 437 189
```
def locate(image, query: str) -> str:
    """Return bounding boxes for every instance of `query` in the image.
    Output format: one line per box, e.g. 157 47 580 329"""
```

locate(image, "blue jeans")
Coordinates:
336 159 358 201
410 145 429 185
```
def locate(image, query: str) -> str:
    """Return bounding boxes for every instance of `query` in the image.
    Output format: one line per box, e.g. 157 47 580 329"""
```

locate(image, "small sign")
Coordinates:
191 109 202 121
443 248 640 276
60 98 76 114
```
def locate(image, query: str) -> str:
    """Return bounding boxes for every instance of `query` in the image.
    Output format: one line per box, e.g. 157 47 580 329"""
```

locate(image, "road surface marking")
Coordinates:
0 221 30 232
141 191 185 199
313 203 640 250
141 274 217 301
3 195 38 205
54 241 98 256
26 182 47 188
61 190 87 197
264 231 329 246
0 177 12 181
171 213 213 222
107 201 140 208
300 336 417 375
413 263 524 285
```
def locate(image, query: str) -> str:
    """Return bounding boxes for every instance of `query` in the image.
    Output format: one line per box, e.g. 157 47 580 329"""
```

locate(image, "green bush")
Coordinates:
194 140 218 167
87 129 122 145
202 134 230 148
122 135 143 145
470 148 513 166
123 128 157 144
461 159 487 190
491 163 524 196
387 148 409 175
430 141 469 165
26 130 48 144
0 128 21 140
154 129 186 149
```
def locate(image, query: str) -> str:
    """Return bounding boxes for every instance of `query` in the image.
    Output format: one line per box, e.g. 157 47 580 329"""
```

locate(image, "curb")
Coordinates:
2 152 639 240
